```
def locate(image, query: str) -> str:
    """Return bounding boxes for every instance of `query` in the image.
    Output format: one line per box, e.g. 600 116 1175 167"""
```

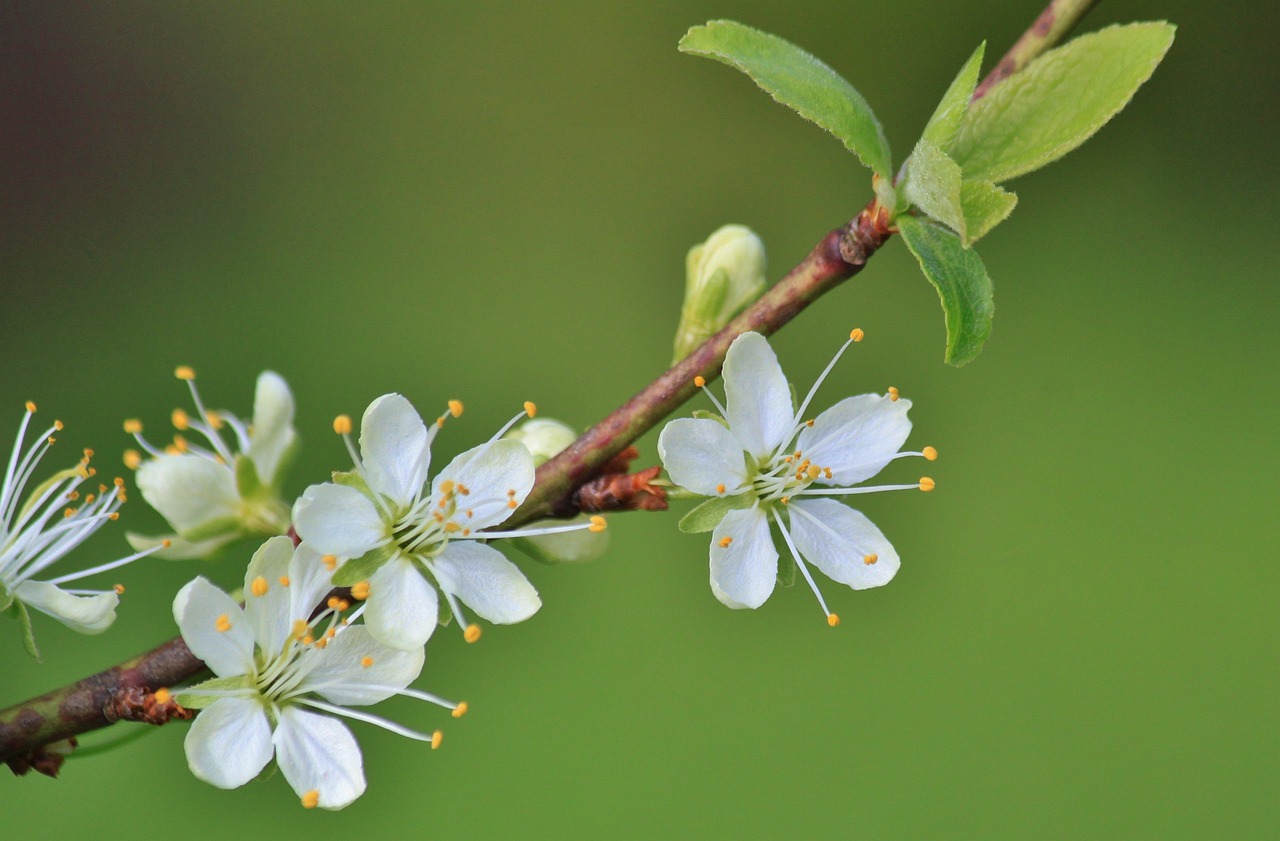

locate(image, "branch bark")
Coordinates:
0 0 1096 770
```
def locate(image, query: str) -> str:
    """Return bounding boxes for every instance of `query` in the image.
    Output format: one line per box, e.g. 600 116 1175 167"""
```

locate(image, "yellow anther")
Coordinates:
326 627 337 639
824 467 832 479
523 401 537 418
24 400 36 413
123 449 142 469
278 575 290 587
301 790 320 809
458 484 470 495
332 414 352 435
850 328 865 342
250 576 269 598
114 477 125 487
123 419 143 434
452 701 469 719
215 614 232 633
67 491 79 501
863 553 878 565
171 408 190 430
436 416 445 428
205 410 224 430
440 479 456 496
154 688 171 704
302 634 315 645
462 528 471 536
694 376 706 388
327 596 342 610
919 477 936 492
507 499 518 509
431 730 443 750
173 435 189 453
161 539 172 548
322 555 337 570
806 419 815 427
292 619 309 638
361 656 374 668
807 465 821 480
83 447 94 458
464 624 482 643
53 420 64 432
466 509 473 518
314 638 328 649
113 584 126 594
780 496 790 505
827 613 841 627
887 386 900 402
163 444 179 455
923 446 938 461
588 515 607 533
718 536 733 548
448 399 464 418
715 483 726 495
444 521 462 533
174 366 196 381
351 581 370 601
63 508 75 518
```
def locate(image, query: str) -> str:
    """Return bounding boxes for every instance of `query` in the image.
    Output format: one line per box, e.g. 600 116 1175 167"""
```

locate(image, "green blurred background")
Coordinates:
1 1 1275 837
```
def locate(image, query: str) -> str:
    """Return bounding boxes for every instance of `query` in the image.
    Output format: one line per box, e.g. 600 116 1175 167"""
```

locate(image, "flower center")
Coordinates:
750 448 831 503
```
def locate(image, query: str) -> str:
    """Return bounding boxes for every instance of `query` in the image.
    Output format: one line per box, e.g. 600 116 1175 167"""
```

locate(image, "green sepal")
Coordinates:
234 454 263 499
17 467 79 523
332 545 398 587
897 215 995 366
0 581 12 613
920 42 986 151
180 515 242 543
678 494 755 534
951 22 1175 183
775 547 797 589
331 470 372 495
176 675 253 709
12 599 41 661
692 409 728 427
960 180 1017 246
679 20 891 176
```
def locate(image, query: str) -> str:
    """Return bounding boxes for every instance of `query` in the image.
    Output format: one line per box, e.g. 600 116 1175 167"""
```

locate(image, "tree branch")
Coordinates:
972 0 1100 99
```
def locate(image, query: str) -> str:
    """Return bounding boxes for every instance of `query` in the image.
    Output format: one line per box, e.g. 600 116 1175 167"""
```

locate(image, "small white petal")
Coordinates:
657 418 749 496
789 499 900 590
431 439 535 530
292 483 386 559
242 536 296 655
247 371 297 487
300 626 425 706
797 394 912 485
432 541 540 624
13 581 117 634
135 454 239 535
364 557 438 650
723 332 794 458
172 577 254 678
289 543 342 624
359 394 429 505
709 506 777 609
274 706 366 810
184 696 273 789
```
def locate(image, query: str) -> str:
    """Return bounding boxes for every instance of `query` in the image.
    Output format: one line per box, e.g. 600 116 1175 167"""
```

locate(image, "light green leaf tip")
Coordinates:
960 180 1017 246
920 42 986 150
951 22 1176 183
902 139 966 237
679 20 892 176
897 215 994 366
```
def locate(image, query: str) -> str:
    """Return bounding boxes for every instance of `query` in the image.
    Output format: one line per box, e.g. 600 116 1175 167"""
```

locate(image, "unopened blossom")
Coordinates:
0 402 157 654
126 368 298 559
293 395 605 650
173 536 462 810
658 331 936 624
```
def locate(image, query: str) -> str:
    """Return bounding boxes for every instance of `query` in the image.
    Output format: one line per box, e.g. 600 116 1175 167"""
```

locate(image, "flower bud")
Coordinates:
503 418 577 467
504 418 607 563
672 224 767 362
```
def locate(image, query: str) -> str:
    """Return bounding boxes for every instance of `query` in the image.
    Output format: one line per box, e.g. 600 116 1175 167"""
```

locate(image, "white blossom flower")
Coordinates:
0 402 157 655
173 536 462 810
657 331 936 624
293 395 605 650
125 368 298 559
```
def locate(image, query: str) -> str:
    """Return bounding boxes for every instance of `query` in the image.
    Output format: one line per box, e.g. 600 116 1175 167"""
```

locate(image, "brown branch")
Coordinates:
0 0 1095 769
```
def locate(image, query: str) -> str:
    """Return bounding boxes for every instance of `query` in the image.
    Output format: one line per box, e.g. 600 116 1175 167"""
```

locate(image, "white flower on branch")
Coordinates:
173 536 463 810
125 368 298 559
658 331 936 624
0 402 158 656
293 395 606 650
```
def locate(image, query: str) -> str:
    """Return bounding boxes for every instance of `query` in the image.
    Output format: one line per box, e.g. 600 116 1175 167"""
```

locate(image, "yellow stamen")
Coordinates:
351 581 370 601
445 521 462 533
452 701 469 719
123 449 142 469
302 634 315 645
301 790 320 809
523 401 537 418
24 400 36 413
588 515 607 533
806 465 821 480
431 730 443 750
322 555 337 571
694 376 706 388
806 419 815 427
436 416 445 428
327 597 342 610
923 446 938 461
827 613 840 627
361 656 374 668
174 366 196 381
215 614 232 633
464 624 482 643
780 496 789 505
440 479 456 496
919 477 936 492
123 419 143 434
113 584 126 594
205 410 224 430
250 576 269 597
507 499 518 509
715 483 726 495
850 328 865 342
171 408 190 430
314 638 328 649
448 399 464 418
333 414 352 435
292 619 309 638
279 576 291 587
53 420 64 432
887 386 900 402
154 688 171 704
718 536 733 548
162 539 172 548
863 553 878 565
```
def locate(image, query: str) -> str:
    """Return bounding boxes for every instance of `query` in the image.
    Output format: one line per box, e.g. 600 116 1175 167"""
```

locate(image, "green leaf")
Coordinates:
951 22 1175 183
920 42 986 150
680 20 891 176
691 409 728 427
960 180 1017 246
775 547 796 589
897 215 994 366
176 676 252 710
902 139 965 236
678 494 754 534
331 545 397 587
12 599 41 661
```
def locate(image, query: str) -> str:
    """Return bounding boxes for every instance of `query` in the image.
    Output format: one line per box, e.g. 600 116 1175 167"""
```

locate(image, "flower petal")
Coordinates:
364 557 438 650
242 536 296 655
13 580 117 634
135 454 238 535
247 371 297 487
789 498 900 590
300 626 425 706
359 393 429 505
274 706 366 810
657 418 749 496
723 331 794 457
292 483 386 559
172 577 254 677
125 530 237 561
709 505 777 609
431 439 534 530
431 541 540 624
289 543 342 624
797 394 912 485
184 696 273 789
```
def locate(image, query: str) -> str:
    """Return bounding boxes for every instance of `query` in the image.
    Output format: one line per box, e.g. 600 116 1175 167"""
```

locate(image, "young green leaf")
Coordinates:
951 22 1175 183
960 180 1017 246
897 215 994 366
920 42 986 151
680 20 891 176
901 139 965 237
